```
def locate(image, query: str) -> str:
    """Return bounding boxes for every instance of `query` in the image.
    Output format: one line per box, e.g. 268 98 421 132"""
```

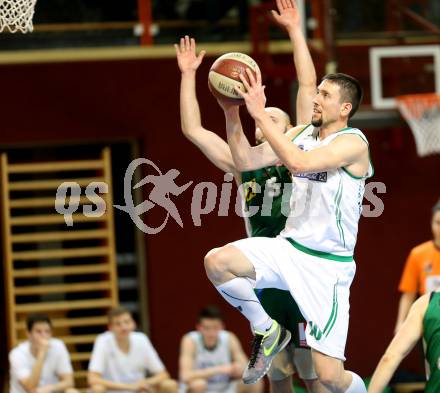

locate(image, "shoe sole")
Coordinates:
242 329 292 384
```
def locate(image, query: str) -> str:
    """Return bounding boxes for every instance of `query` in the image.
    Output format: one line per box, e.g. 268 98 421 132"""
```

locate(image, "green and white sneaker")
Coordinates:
242 321 291 384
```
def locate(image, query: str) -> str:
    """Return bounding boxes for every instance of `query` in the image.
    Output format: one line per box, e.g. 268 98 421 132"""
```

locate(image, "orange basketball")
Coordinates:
208 52 260 105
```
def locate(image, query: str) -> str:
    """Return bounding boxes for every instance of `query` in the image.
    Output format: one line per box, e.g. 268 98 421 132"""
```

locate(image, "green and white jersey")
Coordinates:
241 129 312 349
280 125 373 260
423 292 440 393
241 165 292 238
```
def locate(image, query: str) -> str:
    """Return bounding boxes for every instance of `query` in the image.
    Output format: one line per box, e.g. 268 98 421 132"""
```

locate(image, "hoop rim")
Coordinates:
396 92 440 103
396 93 440 119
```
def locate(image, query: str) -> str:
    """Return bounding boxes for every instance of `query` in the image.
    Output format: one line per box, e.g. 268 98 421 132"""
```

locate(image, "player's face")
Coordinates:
312 80 349 127
255 108 289 145
27 322 52 343
109 313 136 340
197 318 224 347
432 211 440 242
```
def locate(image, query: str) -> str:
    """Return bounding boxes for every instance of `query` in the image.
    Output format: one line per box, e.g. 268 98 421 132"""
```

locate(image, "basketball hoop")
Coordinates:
0 0 37 33
396 93 440 157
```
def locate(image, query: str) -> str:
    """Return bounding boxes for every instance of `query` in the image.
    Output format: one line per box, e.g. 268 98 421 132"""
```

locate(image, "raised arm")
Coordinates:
368 294 429 393
236 68 368 175
223 103 305 171
221 104 278 172
272 0 316 124
176 36 237 176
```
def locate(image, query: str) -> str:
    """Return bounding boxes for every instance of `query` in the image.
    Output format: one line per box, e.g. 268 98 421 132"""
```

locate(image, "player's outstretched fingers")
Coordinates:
245 68 257 87
238 73 251 92
254 66 262 85
190 37 196 52
184 35 190 51
281 0 289 9
234 85 246 98
197 50 206 62
180 37 185 52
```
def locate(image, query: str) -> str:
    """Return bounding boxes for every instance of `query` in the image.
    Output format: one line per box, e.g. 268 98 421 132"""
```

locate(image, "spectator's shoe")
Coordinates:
242 321 291 384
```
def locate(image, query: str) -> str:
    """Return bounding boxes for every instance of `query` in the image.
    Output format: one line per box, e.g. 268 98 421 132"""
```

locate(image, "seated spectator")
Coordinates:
179 305 263 393
88 306 178 393
9 313 79 393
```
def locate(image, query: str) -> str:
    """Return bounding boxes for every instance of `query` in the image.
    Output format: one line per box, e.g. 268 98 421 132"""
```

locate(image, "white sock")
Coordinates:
345 372 366 393
216 278 273 331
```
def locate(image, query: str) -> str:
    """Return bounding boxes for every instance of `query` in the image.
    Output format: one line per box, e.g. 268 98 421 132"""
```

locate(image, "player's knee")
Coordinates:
315 366 341 390
204 247 229 281
312 350 345 390
90 384 106 393
187 379 207 393
159 379 178 393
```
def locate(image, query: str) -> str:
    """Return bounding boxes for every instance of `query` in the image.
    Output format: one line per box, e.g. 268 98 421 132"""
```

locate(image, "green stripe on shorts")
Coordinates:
285 238 353 262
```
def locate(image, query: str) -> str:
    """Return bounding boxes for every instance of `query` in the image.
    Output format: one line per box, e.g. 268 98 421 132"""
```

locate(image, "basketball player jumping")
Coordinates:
203 2 373 393
176 1 330 391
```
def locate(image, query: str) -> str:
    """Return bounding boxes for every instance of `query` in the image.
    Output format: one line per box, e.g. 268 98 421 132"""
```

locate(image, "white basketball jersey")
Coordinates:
280 125 373 259
188 331 235 393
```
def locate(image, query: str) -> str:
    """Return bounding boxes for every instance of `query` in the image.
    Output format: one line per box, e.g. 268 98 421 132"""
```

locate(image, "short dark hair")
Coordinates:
322 73 363 118
26 314 52 332
108 306 132 323
198 305 224 322
432 200 440 215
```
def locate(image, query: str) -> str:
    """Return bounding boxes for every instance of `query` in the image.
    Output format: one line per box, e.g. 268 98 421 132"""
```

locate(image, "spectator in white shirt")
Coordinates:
88 307 178 393
9 313 79 393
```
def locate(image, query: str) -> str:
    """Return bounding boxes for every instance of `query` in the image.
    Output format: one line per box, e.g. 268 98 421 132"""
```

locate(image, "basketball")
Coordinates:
208 52 260 105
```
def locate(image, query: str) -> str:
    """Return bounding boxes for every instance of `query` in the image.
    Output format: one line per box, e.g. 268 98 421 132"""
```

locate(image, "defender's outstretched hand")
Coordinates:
271 0 301 31
234 68 266 119
175 35 206 73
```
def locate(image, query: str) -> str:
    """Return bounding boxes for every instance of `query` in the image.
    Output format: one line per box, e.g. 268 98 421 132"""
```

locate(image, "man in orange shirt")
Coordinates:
394 200 440 333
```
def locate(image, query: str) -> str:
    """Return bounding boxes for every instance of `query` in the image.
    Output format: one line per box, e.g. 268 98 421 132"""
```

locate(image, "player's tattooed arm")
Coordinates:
272 0 316 124
176 35 238 177
368 295 428 393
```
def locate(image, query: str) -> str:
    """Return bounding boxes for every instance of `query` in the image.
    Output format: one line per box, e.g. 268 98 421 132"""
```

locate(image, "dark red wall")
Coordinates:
0 55 439 380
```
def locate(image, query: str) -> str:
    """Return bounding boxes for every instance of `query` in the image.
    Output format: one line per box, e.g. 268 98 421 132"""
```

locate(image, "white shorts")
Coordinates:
268 344 317 381
230 236 356 360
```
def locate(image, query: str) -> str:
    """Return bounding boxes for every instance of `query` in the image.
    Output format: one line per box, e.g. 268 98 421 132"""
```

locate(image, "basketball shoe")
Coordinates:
242 320 291 384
